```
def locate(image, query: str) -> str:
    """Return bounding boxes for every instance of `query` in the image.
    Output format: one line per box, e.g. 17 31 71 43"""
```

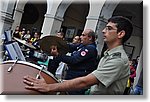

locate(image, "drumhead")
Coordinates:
2 60 58 82
0 60 64 95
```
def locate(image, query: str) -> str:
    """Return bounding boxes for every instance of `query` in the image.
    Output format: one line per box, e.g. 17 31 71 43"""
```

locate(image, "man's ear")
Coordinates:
89 36 92 41
118 30 125 39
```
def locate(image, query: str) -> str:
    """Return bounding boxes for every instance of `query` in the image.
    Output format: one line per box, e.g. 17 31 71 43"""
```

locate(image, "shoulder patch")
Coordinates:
81 51 87 56
111 52 121 59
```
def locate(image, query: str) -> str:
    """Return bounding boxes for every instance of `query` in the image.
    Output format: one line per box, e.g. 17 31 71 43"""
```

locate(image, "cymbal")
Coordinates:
38 36 69 55
13 37 36 49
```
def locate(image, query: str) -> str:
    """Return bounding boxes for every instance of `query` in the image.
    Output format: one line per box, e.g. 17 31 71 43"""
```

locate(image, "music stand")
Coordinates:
4 42 26 61
4 30 13 43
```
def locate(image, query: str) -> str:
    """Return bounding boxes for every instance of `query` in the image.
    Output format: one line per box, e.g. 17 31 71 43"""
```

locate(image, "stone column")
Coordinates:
84 0 106 56
90 0 119 56
41 0 71 38
1 0 16 32
41 14 63 38
84 0 105 30
11 1 27 32
41 0 60 38
95 17 108 56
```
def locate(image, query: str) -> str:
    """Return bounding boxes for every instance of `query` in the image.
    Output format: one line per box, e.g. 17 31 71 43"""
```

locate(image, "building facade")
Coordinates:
1 0 142 58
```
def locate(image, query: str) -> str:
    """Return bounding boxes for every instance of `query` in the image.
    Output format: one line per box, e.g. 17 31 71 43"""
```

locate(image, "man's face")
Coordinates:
80 30 91 45
72 36 80 44
102 22 118 43
34 32 39 38
56 33 63 38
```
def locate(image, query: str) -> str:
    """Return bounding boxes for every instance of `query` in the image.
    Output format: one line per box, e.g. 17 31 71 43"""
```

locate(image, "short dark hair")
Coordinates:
57 31 64 36
108 16 133 43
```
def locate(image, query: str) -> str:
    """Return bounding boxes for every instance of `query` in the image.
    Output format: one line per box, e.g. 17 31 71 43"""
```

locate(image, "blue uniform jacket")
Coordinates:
56 43 98 79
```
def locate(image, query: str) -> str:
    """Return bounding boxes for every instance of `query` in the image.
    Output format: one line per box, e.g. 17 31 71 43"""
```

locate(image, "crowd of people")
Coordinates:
13 26 41 49
123 57 140 95
10 16 142 95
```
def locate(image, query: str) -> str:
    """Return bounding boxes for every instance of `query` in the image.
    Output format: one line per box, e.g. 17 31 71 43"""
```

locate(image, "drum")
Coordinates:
0 60 66 95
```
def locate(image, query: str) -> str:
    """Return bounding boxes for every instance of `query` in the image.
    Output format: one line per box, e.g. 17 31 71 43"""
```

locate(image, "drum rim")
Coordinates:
2 60 59 82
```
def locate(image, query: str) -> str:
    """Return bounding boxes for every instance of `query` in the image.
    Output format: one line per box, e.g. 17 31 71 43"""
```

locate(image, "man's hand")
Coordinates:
23 75 50 92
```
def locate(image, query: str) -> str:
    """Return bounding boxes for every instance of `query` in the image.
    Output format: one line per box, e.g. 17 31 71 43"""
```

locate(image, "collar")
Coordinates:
79 42 96 48
104 45 124 56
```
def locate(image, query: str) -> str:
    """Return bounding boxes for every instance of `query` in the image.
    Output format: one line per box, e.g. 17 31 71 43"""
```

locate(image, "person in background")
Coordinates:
30 32 41 49
24 16 133 95
22 29 31 42
30 32 40 43
56 31 64 39
31 27 37 38
133 69 143 95
72 35 81 44
48 31 66 80
132 59 138 70
129 59 136 86
124 58 136 95
20 28 26 39
13 26 21 39
67 35 81 53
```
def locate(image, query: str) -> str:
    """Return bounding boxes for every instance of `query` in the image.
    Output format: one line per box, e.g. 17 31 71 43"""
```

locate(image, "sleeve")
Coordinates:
68 43 80 53
92 58 124 87
56 45 96 64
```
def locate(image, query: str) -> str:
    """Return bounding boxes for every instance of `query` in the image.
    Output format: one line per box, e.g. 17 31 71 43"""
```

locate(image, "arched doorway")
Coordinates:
20 1 47 33
61 2 89 42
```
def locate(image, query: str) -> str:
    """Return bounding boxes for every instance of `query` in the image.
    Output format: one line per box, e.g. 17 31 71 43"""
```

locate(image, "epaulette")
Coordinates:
110 52 121 59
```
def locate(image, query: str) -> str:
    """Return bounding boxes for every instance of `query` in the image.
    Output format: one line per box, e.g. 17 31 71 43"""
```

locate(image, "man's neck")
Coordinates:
107 42 122 50
83 41 93 46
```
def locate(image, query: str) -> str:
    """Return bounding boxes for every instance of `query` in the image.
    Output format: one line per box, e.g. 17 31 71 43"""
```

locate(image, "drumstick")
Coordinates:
36 69 42 79
7 58 19 72
36 65 45 79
